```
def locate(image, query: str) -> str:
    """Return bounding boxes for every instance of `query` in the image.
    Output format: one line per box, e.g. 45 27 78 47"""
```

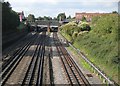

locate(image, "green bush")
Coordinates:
61 14 119 84
79 22 91 31
74 14 118 83
17 22 26 30
60 21 91 41
60 22 78 36
72 32 78 40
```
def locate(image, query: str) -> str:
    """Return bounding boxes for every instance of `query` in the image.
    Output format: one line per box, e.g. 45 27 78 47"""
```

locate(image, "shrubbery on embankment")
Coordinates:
60 14 119 84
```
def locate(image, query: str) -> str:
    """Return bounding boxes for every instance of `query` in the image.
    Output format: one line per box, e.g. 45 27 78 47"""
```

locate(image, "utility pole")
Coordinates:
47 21 51 32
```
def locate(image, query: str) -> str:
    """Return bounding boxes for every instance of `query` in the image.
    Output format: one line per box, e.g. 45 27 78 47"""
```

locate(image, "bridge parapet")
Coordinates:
29 20 60 26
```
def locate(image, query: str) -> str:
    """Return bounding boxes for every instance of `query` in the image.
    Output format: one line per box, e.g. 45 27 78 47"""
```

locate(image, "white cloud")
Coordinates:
6 0 119 3
5 0 118 18
6 0 58 4
104 2 117 7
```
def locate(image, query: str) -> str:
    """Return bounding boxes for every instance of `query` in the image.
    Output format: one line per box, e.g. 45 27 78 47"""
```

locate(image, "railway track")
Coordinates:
0 32 37 85
2 33 37 71
1 31 91 85
1 33 38 86
1 32 46 86
20 32 46 86
53 32 90 85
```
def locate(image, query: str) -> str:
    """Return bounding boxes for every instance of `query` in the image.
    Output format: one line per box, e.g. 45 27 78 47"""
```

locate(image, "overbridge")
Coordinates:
29 20 60 32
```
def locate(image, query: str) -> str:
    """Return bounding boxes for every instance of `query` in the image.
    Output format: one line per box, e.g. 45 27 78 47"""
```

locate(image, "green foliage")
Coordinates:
79 22 91 31
67 15 71 19
61 31 73 43
112 11 118 14
81 16 87 22
10 10 20 28
57 13 66 21
2 1 20 32
60 21 91 42
17 22 26 30
60 22 78 36
91 14 118 36
43 16 52 20
53 17 57 20
27 14 35 22
72 32 78 39
61 14 119 84
91 16 100 24
75 14 118 83
37 16 44 20
36 16 52 21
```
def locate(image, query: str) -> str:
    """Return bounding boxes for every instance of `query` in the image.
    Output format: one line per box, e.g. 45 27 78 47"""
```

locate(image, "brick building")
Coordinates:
75 12 108 22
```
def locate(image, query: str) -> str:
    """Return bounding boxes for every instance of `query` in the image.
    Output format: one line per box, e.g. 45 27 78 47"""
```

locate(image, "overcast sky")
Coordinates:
5 0 119 18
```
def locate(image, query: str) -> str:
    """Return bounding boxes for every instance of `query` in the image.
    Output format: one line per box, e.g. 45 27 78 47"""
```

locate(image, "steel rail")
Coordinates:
36 32 46 86
55 33 80 84
2 33 36 71
59 40 90 85
21 33 41 85
66 48 90 85
29 33 44 85
53 32 73 85
1 34 38 86
54 32 91 85
59 32 114 85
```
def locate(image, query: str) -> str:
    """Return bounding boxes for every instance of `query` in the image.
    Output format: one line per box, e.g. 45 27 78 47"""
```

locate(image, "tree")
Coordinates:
67 15 71 19
2 1 20 32
37 16 44 20
80 22 91 31
81 16 87 22
53 17 57 20
27 14 35 22
72 17 75 19
43 16 52 20
57 13 66 21
112 11 118 14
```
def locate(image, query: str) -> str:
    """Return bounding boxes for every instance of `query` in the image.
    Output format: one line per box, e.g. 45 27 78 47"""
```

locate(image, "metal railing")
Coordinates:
68 43 114 85
59 32 116 86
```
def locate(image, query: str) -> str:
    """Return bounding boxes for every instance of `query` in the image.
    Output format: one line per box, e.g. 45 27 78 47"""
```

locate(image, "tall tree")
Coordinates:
53 17 57 20
2 1 20 32
37 16 44 20
112 11 118 14
57 13 66 21
43 16 52 20
67 15 71 19
81 16 87 22
27 14 35 22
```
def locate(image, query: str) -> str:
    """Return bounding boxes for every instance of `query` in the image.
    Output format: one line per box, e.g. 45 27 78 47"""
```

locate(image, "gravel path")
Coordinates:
42 47 50 84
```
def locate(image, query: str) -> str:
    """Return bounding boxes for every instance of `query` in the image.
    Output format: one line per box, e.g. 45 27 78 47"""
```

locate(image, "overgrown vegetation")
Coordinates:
27 14 35 22
60 14 119 84
17 22 27 30
57 13 66 21
60 21 90 43
2 1 20 33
